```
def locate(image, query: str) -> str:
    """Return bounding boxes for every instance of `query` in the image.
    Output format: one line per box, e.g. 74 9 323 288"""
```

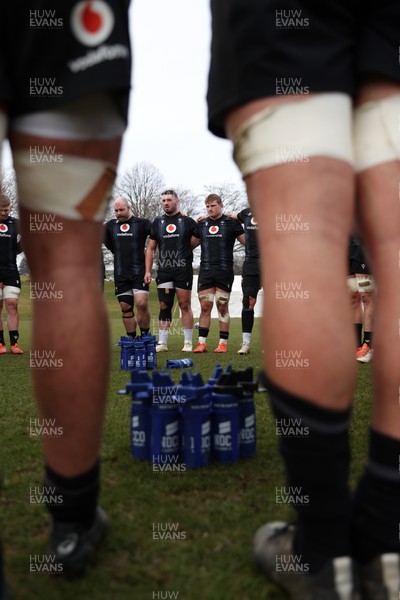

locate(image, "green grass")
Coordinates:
0 278 372 599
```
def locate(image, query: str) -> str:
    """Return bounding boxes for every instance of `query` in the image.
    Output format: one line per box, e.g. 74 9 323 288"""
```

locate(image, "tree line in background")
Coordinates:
1 161 248 275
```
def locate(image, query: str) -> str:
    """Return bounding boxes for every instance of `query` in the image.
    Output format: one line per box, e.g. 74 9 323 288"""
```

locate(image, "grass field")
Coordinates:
0 278 372 600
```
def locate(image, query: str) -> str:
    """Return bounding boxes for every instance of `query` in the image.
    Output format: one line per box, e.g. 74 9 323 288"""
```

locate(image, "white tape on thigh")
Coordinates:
198 292 215 303
356 274 374 293
233 93 354 177
13 151 116 221
347 276 359 294
3 285 20 299
11 93 125 140
157 281 174 289
354 95 400 172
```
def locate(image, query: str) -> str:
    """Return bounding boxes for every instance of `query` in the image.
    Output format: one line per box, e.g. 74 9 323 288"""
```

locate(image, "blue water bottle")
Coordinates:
166 358 194 369
236 368 257 458
140 334 157 370
133 339 146 370
211 372 241 464
151 371 181 469
208 364 223 386
178 373 212 468
125 370 153 461
146 335 157 370
117 336 135 370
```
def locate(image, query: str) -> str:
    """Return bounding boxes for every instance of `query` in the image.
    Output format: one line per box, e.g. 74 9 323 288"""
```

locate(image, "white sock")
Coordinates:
184 328 193 343
243 332 251 344
158 329 169 344
199 336 207 344
219 339 228 346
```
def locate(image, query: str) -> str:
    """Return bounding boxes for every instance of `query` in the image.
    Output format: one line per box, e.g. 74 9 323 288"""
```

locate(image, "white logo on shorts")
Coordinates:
56 533 79 556
71 1 114 47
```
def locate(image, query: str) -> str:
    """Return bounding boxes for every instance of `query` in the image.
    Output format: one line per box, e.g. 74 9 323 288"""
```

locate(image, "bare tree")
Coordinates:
108 161 166 222
203 181 248 215
201 181 248 261
1 169 18 216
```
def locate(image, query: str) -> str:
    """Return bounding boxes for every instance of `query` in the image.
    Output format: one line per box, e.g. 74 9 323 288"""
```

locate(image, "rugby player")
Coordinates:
232 206 261 355
207 0 400 596
348 236 375 363
0 0 132 587
192 193 245 353
0 194 23 354
144 190 197 352
104 196 151 338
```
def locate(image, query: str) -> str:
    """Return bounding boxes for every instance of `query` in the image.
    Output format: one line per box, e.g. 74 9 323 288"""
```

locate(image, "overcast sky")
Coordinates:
125 0 244 194
2 0 244 197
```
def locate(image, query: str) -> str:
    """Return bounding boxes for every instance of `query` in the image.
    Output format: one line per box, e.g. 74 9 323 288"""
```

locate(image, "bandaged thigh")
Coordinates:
11 93 125 221
232 93 354 177
354 95 400 172
13 153 115 221
198 292 215 303
347 276 359 294
355 274 375 293
3 285 20 300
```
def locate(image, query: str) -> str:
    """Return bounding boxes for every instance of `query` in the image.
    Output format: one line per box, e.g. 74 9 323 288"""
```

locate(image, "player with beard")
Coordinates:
104 196 151 339
192 193 245 353
144 190 197 352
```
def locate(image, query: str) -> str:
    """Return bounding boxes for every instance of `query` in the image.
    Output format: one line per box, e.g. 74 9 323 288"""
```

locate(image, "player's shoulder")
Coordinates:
181 214 196 225
223 214 240 225
135 216 151 226
238 207 252 220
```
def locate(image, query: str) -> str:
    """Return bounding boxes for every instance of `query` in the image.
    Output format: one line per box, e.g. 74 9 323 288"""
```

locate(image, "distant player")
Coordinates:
0 194 23 354
192 194 245 353
104 196 151 338
231 207 260 354
144 190 197 352
348 236 375 363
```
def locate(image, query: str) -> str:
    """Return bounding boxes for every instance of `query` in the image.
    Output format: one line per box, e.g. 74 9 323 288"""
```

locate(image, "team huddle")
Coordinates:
0 189 375 362
104 189 261 355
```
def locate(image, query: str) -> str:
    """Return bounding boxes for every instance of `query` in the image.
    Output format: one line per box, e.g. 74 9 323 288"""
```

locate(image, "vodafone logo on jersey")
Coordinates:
120 223 130 232
166 224 176 234
209 225 219 234
71 1 115 47
0 224 8 233
250 217 258 226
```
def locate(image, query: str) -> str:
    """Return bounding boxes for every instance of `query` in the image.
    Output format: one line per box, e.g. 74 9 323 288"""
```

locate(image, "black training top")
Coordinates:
194 215 244 269
237 208 259 263
104 216 151 279
150 212 197 273
0 216 21 275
